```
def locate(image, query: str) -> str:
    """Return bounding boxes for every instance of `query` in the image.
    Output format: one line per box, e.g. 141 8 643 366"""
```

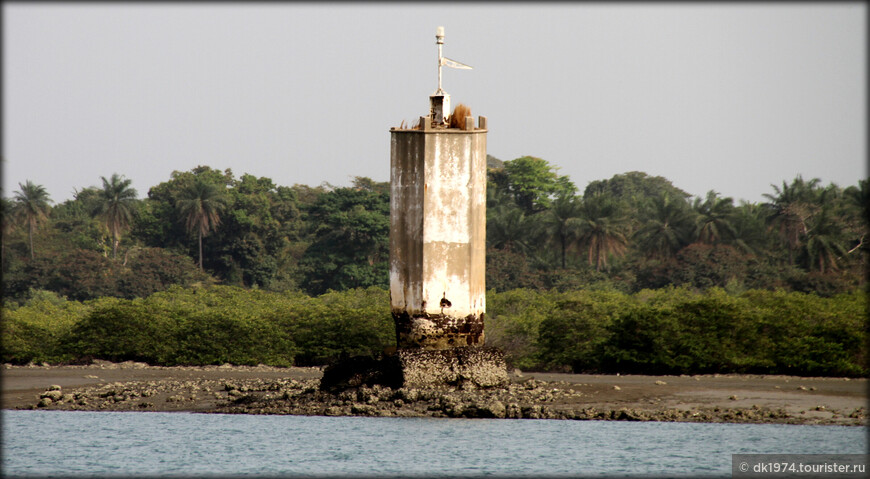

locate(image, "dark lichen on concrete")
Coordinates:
392 311 485 349
320 346 508 393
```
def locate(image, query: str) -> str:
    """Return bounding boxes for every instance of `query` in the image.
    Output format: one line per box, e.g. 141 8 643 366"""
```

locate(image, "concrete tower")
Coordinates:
320 27 506 391
389 27 488 350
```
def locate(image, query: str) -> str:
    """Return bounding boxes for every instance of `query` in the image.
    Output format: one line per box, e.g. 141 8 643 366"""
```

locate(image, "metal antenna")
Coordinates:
436 26 445 94
435 26 471 95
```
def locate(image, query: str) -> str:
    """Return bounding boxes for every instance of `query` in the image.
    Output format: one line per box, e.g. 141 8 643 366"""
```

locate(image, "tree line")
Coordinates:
485 156 866 297
3 285 864 377
2 157 866 304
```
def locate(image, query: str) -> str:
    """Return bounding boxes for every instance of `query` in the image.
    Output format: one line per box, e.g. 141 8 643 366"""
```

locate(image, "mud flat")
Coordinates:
2 361 865 426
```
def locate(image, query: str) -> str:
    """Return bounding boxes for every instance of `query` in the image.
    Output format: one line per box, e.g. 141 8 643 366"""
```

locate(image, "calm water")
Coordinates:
2 410 866 477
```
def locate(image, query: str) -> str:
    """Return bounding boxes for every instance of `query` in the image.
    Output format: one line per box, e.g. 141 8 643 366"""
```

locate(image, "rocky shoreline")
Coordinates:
4 361 865 426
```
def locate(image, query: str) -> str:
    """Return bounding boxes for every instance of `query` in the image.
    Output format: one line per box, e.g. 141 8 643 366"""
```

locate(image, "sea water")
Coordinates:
2 410 865 477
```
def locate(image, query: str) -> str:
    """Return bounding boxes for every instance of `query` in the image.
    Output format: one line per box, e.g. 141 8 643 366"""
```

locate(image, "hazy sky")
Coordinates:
3 2 866 204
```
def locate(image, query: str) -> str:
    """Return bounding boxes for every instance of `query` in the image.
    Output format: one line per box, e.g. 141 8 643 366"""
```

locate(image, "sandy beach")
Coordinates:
2 361 865 426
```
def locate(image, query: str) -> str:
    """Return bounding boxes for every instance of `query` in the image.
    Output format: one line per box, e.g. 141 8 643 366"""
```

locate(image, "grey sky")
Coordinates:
3 2 866 204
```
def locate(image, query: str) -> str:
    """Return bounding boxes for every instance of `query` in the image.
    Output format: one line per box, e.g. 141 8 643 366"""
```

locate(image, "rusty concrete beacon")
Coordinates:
389 114 488 349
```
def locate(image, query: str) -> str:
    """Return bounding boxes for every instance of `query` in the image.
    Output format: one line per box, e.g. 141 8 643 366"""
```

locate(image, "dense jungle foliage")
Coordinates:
2 158 866 375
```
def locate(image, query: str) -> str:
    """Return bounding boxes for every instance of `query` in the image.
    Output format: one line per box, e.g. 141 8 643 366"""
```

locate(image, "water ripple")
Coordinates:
2 411 865 477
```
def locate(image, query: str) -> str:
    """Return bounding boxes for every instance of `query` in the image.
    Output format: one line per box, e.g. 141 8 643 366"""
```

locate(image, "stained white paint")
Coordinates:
423 135 472 245
390 128 486 329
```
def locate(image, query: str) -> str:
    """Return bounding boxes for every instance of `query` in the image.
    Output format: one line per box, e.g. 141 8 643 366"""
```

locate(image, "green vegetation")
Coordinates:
3 160 865 299
9 181 52 259
1 286 864 377
2 158 865 376
2 286 394 367
94 174 138 260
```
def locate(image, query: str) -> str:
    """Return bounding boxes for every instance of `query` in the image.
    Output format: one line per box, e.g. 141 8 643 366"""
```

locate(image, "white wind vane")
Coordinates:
435 26 472 95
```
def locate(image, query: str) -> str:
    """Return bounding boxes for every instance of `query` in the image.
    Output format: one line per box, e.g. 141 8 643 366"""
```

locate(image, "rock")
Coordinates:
350 404 377 415
231 395 257 405
459 381 478 391
40 390 63 401
48 385 62 391
357 387 380 404
654 380 667 386
513 368 523 377
396 388 419 402
320 356 403 392
119 361 148 369
466 400 506 418
729 395 738 401
337 390 356 402
613 385 621 391
37 398 52 407
505 403 522 419
438 395 462 417
324 406 344 416
522 405 543 419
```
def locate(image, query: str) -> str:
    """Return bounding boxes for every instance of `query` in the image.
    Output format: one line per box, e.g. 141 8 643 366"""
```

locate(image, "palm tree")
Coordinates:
93 174 138 260
575 194 629 272
802 205 848 273
486 204 539 254
762 176 821 265
692 190 736 245
178 178 227 270
842 179 868 255
12 180 52 259
730 201 769 255
1 197 15 264
633 193 695 260
543 195 583 269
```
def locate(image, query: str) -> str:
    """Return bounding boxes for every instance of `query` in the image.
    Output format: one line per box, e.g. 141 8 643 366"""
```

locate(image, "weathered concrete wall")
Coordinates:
396 347 508 389
389 121 487 349
319 346 509 392
389 132 425 318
